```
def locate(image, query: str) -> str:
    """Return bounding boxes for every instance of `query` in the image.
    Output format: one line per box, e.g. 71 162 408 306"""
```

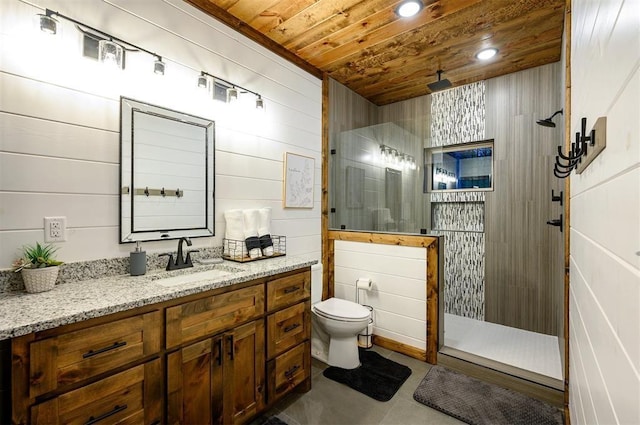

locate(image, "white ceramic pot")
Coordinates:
21 266 59 293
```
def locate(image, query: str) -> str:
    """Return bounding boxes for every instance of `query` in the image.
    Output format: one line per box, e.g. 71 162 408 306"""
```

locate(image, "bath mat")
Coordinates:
413 366 564 425
322 348 411 401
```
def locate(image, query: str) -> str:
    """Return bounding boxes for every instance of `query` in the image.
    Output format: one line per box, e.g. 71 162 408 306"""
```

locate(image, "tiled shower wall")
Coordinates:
429 82 486 320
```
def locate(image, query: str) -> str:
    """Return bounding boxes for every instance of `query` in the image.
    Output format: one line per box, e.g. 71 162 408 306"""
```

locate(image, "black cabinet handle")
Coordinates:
227 335 234 360
85 404 127 425
284 365 300 379
283 323 300 333
284 286 300 294
82 341 127 359
216 338 223 366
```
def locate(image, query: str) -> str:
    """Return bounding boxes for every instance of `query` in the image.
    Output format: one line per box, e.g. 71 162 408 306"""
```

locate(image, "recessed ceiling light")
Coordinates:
396 0 423 18
476 48 498 60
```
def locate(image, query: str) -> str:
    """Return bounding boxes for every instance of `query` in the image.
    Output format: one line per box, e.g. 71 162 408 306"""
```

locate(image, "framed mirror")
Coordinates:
120 97 215 243
424 140 494 192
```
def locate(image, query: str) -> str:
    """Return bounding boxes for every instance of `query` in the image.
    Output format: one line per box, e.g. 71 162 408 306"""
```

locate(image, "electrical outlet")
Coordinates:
44 216 67 242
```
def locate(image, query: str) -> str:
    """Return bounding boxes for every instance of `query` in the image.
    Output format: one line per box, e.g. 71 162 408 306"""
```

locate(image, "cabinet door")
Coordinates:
167 337 224 425
225 320 265 425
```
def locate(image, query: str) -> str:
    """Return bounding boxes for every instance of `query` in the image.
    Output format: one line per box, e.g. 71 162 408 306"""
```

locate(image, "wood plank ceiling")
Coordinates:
185 0 566 105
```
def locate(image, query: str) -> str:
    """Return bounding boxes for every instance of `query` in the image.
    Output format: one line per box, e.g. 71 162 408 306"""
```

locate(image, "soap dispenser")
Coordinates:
130 241 146 276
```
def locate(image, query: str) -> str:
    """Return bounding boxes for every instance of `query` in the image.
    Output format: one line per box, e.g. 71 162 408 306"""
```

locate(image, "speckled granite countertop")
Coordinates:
0 255 317 341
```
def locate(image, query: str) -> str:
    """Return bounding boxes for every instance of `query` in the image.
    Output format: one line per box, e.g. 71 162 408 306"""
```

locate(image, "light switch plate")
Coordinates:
44 216 67 242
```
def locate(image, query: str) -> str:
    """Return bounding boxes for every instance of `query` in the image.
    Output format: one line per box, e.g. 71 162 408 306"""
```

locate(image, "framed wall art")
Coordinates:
283 152 315 208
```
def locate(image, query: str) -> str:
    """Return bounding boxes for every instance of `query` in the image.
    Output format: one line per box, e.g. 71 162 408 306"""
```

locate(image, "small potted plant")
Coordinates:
12 242 64 293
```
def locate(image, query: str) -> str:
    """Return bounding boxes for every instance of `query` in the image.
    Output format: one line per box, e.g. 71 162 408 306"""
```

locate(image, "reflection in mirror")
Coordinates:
384 168 402 231
425 140 493 192
120 97 215 243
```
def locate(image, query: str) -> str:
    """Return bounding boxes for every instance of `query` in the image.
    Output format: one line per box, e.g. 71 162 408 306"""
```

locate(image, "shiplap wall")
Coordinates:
333 240 427 350
0 0 322 267
569 0 640 424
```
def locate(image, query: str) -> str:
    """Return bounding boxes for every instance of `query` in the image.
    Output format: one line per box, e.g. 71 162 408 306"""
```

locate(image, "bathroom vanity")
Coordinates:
3 256 314 424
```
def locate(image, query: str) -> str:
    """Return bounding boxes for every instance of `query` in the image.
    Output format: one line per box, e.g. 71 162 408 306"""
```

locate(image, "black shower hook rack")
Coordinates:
553 117 596 179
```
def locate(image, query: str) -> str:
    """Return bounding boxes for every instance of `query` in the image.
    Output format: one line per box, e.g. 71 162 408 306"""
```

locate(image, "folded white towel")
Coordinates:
243 209 260 234
224 209 244 240
258 207 274 256
224 209 244 258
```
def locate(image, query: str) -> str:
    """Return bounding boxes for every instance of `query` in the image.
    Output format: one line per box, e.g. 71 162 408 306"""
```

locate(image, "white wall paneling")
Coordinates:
569 0 640 423
333 240 427 350
0 0 321 266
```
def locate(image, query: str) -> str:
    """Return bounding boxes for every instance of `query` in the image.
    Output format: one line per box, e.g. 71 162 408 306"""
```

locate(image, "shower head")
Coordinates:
536 109 563 128
428 70 452 92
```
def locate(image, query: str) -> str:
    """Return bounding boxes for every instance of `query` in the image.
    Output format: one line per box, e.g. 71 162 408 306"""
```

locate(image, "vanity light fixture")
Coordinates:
227 86 239 102
396 0 423 18
197 72 208 88
34 9 264 104
37 9 162 74
37 11 58 35
476 47 498 60
98 39 124 69
154 57 165 75
379 145 416 170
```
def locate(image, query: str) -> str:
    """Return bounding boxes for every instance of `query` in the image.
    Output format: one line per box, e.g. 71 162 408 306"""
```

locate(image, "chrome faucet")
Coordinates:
161 237 199 271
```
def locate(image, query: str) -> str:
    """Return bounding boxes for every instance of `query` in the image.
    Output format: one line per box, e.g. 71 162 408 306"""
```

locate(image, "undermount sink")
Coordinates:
152 267 239 287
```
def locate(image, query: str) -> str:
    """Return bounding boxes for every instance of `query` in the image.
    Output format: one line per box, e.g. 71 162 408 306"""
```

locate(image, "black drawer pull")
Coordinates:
283 323 300 333
216 338 223 366
283 286 300 294
85 404 127 425
284 365 300 379
82 341 127 359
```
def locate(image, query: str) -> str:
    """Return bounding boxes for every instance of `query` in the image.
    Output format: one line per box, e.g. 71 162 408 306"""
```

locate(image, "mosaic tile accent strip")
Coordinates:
430 81 486 147
432 202 484 232
441 231 485 320
429 191 485 203
0 247 223 293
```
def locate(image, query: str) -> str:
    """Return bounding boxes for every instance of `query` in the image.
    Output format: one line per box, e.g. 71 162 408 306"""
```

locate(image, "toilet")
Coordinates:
310 264 371 369
313 298 371 369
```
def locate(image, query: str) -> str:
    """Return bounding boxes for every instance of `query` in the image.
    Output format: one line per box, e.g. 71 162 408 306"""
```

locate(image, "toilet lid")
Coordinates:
314 298 370 321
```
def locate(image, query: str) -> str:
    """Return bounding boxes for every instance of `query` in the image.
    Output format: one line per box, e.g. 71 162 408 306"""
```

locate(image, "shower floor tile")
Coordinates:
444 313 563 380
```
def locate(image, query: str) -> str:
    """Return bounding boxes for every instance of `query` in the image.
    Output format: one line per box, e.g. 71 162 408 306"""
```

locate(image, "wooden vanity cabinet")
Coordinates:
11 267 312 425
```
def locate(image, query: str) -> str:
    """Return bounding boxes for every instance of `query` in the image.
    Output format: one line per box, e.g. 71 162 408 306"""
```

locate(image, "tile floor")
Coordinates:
259 346 465 425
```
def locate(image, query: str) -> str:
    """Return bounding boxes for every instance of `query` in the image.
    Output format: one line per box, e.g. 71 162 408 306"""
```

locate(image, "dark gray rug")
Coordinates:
323 348 411 401
413 366 564 425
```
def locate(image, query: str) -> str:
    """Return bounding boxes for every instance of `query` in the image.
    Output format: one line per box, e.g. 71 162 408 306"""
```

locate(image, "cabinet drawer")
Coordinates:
267 342 310 403
166 284 264 348
29 311 161 398
266 271 310 312
31 358 162 425
266 301 310 359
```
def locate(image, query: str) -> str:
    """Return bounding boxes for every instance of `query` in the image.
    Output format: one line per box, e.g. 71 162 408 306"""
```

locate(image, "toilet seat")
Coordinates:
313 298 370 322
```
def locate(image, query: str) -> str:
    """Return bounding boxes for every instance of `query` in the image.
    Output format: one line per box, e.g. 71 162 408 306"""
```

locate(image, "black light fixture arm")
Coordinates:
199 70 259 98
46 9 162 61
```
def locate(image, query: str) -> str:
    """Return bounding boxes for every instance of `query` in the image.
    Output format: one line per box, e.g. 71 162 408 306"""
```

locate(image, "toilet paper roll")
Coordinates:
356 278 372 291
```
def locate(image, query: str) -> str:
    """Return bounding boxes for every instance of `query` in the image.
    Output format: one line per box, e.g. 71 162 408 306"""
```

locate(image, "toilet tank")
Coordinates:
311 263 323 304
